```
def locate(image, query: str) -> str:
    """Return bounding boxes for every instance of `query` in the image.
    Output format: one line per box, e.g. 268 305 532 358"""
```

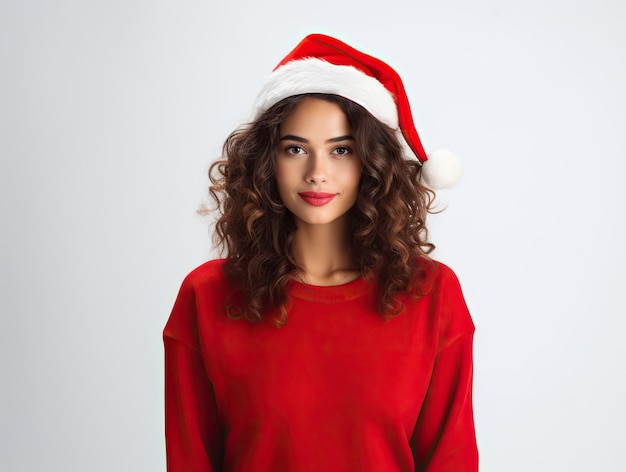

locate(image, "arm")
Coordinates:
410 332 478 471
164 336 223 472
164 272 224 472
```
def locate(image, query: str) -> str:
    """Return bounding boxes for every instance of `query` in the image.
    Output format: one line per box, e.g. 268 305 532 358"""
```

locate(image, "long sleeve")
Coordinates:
164 272 224 472
164 337 223 471
410 332 478 471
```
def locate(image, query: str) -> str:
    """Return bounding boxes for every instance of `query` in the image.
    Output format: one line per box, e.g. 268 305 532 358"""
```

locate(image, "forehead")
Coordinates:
280 98 351 135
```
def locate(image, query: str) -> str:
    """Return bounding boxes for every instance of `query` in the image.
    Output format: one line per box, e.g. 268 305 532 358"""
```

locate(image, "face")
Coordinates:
275 98 361 228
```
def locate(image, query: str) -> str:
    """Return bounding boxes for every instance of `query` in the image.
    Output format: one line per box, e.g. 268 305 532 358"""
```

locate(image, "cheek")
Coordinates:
274 161 287 188
274 161 296 195
343 163 362 192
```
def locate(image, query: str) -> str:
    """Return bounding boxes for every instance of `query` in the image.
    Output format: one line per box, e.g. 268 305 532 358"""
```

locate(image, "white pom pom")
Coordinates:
420 148 463 190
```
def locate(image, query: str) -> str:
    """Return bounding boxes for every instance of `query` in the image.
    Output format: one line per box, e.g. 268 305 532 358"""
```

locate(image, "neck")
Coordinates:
291 217 359 286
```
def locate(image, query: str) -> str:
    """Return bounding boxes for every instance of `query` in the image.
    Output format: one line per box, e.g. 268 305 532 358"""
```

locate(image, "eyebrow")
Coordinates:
279 134 355 144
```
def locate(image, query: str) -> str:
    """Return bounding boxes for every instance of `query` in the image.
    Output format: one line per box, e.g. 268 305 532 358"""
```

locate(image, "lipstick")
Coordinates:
298 192 336 206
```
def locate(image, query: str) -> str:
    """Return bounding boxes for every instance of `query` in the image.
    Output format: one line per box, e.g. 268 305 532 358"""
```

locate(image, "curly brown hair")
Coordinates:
207 93 436 324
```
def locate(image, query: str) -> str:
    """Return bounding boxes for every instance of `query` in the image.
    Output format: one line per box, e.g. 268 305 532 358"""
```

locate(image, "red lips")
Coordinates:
298 192 336 206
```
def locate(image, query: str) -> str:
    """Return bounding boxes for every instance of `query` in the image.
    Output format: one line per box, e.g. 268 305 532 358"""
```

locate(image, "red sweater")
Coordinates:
164 259 478 471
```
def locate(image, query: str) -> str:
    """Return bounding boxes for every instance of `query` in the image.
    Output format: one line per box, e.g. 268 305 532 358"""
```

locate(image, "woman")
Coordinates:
164 34 477 471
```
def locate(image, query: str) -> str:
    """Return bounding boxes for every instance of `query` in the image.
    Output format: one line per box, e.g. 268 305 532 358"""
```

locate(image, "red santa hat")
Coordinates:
253 34 462 190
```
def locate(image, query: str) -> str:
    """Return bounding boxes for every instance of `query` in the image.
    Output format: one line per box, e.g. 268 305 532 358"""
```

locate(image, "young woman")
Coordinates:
164 34 477 471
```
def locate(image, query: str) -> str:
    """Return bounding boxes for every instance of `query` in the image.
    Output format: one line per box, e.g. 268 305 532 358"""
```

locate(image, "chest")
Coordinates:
200 295 439 433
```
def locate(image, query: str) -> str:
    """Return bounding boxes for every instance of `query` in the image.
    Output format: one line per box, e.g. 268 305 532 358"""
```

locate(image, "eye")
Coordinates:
332 146 352 156
285 145 305 155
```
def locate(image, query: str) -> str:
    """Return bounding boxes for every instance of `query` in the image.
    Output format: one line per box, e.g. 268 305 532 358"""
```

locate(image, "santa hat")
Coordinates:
253 34 462 190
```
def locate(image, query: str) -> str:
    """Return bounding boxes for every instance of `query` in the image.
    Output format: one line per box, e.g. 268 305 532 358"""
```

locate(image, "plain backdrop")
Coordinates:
1 0 625 470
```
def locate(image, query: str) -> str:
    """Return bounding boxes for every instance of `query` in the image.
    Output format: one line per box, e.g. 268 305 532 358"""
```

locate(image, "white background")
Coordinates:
2 0 625 470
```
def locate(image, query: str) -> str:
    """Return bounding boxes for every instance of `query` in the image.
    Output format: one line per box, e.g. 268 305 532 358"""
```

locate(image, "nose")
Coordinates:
304 153 328 184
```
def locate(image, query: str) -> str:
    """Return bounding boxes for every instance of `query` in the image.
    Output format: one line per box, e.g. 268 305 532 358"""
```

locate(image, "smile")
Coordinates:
298 192 336 206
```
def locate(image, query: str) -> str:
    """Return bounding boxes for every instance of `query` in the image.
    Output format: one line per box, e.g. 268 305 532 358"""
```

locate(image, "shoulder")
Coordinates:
433 260 465 293
164 259 229 345
412 257 464 296
179 258 228 292
411 257 475 349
